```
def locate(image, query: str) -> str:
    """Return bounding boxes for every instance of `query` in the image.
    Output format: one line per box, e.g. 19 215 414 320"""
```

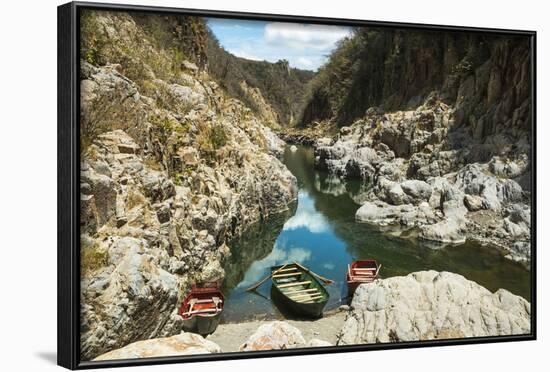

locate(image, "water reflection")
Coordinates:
235 244 312 290
283 191 331 233
220 145 531 323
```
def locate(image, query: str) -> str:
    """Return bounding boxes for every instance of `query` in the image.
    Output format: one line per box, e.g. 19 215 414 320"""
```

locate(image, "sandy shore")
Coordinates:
206 309 348 352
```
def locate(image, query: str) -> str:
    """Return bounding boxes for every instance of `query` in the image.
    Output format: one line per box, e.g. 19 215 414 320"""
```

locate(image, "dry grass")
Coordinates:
126 189 147 210
81 243 109 276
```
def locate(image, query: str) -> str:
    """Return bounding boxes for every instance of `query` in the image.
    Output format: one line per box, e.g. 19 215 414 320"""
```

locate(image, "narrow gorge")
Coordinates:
79 10 532 361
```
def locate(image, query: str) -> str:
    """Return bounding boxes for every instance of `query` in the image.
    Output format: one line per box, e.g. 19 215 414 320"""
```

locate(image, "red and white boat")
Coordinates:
346 260 381 293
178 283 224 336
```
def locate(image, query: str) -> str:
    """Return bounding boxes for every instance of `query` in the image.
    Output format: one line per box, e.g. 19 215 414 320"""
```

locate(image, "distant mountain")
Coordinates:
206 31 315 127
298 28 531 138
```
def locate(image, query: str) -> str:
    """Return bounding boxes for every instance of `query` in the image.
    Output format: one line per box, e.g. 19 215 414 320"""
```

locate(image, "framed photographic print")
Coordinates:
57 1 536 369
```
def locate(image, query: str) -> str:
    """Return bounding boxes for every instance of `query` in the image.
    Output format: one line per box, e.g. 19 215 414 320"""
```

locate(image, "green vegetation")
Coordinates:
80 10 208 85
148 111 190 144
297 29 504 127
80 89 139 153
81 243 109 275
196 123 228 158
206 31 314 126
80 11 108 66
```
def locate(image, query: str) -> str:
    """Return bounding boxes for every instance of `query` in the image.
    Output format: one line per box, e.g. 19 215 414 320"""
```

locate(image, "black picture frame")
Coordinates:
57 1 537 370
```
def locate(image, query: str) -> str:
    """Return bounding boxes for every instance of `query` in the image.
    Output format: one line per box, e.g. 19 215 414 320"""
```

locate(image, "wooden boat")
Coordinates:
346 259 380 293
178 283 224 336
270 263 329 318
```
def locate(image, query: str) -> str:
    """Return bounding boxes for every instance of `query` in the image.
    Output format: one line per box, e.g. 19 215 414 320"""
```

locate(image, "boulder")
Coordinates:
338 271 530 345
170 83 206 107
400 180 433 203
181 60 199 73
376 120 412 158
503 203 531 237
239 321 306 351
199 255 225 283
356 201 415 226
80 163 117 226
419 218 466 244
142 171 176 202
81 194 99 234
93 333 221 360
97 130 140 155
454 163 524 211
80 239 179 360
489 156 528 178
464 194 484 212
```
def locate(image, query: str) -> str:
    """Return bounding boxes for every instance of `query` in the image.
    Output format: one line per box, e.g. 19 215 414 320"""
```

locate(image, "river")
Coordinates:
220 145 530 322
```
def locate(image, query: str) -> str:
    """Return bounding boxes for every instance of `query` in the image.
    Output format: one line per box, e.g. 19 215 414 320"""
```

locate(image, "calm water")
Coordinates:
220 145 531 322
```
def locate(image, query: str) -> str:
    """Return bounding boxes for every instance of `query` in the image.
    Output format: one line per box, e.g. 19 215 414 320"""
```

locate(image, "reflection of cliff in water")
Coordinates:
283 145 531 301
222 204 297 291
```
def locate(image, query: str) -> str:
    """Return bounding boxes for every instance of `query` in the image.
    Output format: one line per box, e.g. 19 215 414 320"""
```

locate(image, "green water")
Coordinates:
220 145 531 322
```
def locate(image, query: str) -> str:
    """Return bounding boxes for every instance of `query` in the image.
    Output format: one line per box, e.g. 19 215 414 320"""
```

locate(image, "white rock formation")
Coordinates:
240 321 306 351
93 333 221 360
338 271 530 345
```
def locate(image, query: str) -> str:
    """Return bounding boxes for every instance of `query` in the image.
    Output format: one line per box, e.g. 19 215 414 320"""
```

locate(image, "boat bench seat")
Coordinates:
277 280 311 289
272 272 302 278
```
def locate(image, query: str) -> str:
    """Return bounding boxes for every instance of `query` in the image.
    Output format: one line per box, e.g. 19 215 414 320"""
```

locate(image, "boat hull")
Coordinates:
270 263 329 319
346 280 362 294
182 313 222 336
346 259 379 295
271 285 327 318
179 283 224 336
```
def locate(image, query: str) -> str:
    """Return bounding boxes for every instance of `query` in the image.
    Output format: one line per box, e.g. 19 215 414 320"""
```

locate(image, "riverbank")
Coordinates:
304 96 531 265
208 309 347 352
218 144 530 325
94 270 531 360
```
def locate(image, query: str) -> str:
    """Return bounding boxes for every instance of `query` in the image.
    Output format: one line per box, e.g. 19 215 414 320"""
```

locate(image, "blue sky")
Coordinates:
206 18 352 71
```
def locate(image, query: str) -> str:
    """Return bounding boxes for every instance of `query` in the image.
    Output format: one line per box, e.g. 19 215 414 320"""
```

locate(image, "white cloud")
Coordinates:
236 244 312 288
295 56 317 69
208 19 352 71
283 191 331 233
323 262 335 271
264 22 352 51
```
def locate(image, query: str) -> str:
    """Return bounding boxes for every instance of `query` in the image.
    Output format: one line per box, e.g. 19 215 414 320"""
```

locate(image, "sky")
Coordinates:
206 18 353 71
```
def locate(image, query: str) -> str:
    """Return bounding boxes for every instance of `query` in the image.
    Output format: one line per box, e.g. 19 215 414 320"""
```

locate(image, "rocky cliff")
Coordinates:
79 10 297 360
298 28 532 262
299 28 531 131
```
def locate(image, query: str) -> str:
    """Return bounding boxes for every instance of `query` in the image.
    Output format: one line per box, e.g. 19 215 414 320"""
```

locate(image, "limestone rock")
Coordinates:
307 339 332 347
464 194 484 212
455 163 524 212
400 180 432 203
310 91 531 263
419 218 466 244
80 237 179 360
356 201 415 226
239 321 306 351
80 163 116 226
338 271 530 345
93 333 221 360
